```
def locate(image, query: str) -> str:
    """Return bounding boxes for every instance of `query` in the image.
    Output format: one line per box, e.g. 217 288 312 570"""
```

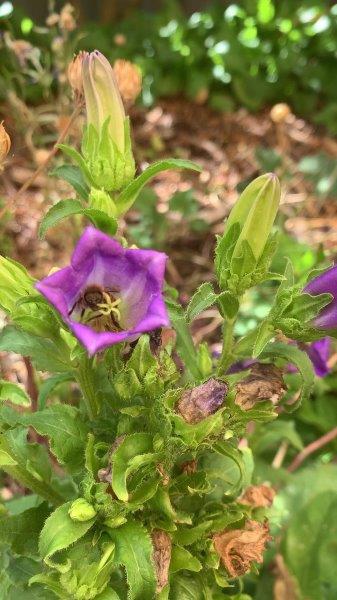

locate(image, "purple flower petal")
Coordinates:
305 265 337 329
306 338 330 378
36 227 169 355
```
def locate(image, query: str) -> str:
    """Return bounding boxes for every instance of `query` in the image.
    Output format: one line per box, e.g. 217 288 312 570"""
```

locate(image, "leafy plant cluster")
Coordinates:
3 1 337 131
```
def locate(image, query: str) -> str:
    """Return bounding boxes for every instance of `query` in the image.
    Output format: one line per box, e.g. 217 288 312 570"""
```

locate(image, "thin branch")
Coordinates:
287 427 337 473
11 103 82 202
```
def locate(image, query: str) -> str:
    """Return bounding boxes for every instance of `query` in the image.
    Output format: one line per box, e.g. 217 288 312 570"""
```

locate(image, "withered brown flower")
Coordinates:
0 122 11 167
113 59 142 105
176 377 228 424
67 51 88 99
213 520 271 577
151 530 172 592
240 484 276 508
235 363 285 410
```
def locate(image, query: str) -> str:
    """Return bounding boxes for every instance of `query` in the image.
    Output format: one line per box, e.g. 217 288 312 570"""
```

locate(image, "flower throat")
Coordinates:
69 284 122 332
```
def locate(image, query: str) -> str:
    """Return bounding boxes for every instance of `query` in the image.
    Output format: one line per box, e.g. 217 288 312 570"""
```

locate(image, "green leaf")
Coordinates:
38 373 74 410
0 326 71 373
252 320 275 358
170 546 202 573
262 342 314 410
169 573 203 600
185 283 217 323
38 199 83 239
111 433 155 502
285 492 337 600
108 520 156 600
39 501 96 563
57 143 94 183
165 295 201 379
117 159 201 214
0 380 30 406
0 503 50 555
82 208 118 236
51 164 90 200
15 405 89 473
217 290 240 319
0 427 64 505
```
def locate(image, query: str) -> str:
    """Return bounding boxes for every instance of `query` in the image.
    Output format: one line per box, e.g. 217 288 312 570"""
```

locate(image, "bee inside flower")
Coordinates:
36 227 169 355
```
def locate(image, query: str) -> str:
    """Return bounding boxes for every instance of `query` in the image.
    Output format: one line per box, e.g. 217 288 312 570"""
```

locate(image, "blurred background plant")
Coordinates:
1 1 337 599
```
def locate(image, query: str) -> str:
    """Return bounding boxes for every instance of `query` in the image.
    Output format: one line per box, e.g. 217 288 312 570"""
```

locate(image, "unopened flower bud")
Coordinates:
68 498 97 522
82 50 135 192
113 59 142 105
67 51 88 99
230 173 281 262
270 103 291 124
0 122 11 167
176 378 227 424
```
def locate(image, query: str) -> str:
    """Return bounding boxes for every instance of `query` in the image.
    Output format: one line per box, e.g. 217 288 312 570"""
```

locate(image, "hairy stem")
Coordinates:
76 355 100 419
217 319 235 375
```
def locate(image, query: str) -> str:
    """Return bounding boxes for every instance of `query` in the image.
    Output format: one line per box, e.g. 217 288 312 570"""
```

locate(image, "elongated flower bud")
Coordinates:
67 51 88 99
232 173 281 261
83 50 125 152
81 50 135 191
0 122 11 167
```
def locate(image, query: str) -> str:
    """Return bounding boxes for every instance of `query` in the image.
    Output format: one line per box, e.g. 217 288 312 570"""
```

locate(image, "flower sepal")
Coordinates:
81 117 135 192
88 188 117 219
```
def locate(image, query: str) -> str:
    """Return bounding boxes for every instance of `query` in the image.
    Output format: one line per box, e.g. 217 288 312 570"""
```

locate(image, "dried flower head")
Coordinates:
113 59 142 105
46 13 60 27
270 103 291 124
59 3 76 32
151 530 172 592
67 51 88 99
0 122 11 167
114 33 127 46
235 363 285 410
176 378 227 424
213 520 271 577
240 484 276 508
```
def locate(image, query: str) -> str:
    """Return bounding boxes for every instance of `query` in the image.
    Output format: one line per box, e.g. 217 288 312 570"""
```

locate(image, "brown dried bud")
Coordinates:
46 13 60 27
270 103 291 124
240 484 276 508
181 459 197 475
176 378 228 424
151 530 172 593
59 3 76 32
235 363 285 411
67 51 88 99
114 33 127 46
113 59 142 105
0 122 11 166
213 520 271 577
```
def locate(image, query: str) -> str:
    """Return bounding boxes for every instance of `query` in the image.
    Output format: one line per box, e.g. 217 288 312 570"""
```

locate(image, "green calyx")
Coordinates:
82 117 135 192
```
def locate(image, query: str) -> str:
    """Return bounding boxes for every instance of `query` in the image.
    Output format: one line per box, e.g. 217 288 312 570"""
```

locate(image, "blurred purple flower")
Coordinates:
36 227 169 355
305 265 337 329
288 338 331 378
305 338 330 378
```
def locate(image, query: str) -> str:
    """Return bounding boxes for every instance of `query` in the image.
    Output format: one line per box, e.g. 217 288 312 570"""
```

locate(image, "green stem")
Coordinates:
1 463 64 506
76 356 100 419
217 318 235 375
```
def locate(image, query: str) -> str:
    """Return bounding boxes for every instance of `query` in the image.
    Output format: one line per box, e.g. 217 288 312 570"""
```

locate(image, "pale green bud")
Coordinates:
0 257 34 314
89 188 117 218
68 498 97 522
82 51 135 191
231 173 281 261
